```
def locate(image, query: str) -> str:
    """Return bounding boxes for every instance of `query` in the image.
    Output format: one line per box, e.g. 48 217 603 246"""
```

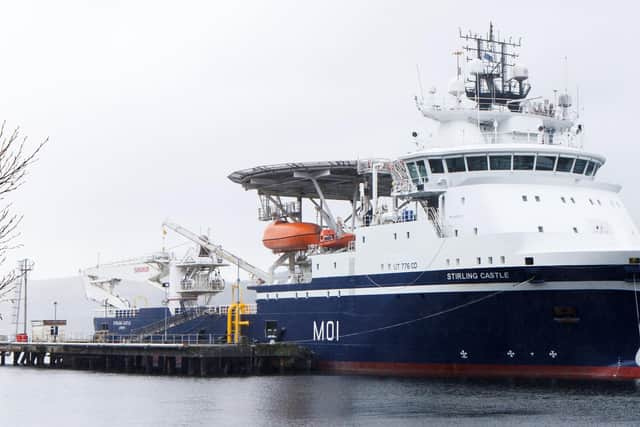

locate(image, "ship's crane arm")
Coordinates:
163 220 272 284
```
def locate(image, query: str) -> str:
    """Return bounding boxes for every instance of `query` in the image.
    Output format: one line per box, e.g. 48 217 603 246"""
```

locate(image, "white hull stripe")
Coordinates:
256 281 637 300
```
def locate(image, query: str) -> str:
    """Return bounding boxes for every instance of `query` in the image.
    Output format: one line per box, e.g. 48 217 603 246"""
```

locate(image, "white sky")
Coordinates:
0 0 637 279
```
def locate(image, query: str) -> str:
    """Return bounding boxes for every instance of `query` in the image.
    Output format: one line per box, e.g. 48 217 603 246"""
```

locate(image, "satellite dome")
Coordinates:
558 93 572 108
448 78 466 97
512 64 529 81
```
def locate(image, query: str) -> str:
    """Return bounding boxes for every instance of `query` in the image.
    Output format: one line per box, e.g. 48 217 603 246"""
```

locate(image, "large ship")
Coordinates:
88 25 640 379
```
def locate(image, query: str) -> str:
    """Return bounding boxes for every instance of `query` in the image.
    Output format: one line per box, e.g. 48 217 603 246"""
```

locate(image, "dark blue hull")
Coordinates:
94 265 640 379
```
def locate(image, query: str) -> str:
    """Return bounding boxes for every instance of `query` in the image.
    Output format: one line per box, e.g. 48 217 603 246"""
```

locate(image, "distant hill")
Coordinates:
0 276 164 337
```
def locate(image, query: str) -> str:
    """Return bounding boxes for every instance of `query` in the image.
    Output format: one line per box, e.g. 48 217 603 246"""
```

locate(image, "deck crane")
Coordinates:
162 220 273 284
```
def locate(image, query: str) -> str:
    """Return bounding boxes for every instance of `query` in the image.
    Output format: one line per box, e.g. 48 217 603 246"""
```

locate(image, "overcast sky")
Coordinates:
0 0 637 279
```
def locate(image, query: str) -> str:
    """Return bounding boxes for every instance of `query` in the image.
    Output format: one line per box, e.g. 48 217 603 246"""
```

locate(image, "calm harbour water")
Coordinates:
2 367 640 426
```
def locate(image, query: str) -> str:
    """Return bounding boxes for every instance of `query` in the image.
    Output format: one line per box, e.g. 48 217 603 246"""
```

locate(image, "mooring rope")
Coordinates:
294 277 534 344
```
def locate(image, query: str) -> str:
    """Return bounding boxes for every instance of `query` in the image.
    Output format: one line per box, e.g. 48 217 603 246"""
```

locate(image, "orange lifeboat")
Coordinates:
262 221 321 252
319 228 355 249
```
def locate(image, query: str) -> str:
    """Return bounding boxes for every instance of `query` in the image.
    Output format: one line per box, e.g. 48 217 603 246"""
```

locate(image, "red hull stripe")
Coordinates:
319 361 640 380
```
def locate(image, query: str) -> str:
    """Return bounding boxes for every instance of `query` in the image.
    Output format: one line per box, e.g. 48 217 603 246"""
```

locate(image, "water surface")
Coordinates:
2 367 640 426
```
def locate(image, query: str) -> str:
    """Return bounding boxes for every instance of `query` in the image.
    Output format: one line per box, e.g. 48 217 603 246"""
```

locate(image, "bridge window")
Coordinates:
514 155 535 170
489 155 512 170
488 256 493 264
593 163 601 176
556 157 575 172
534 195 541 202
445 157 466 173
500 256 506 264
522 195 528 202
535 155 556 171
561 196 566 203
428 159 445 174
538 226 544 232
416 160 428 178
406 162 419 182
585 161 595 176
466 155 488 171
573 159 587 174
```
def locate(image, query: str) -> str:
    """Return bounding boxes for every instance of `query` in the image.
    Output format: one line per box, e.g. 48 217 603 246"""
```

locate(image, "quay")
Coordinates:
0 340 315 376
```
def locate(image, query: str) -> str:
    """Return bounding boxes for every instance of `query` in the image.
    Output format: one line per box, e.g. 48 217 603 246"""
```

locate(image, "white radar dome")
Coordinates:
448 78 466 97
512 64 529 81
467 59 484 75
558 93 572 107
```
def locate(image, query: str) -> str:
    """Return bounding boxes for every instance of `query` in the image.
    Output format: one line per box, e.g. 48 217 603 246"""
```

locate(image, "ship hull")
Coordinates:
94 265 640 380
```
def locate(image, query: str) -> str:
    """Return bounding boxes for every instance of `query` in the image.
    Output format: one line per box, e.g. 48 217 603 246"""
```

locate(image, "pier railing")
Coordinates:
1 332 231 345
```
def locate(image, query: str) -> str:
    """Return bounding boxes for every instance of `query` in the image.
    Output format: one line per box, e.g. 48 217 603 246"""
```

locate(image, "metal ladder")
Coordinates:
418 200 445 238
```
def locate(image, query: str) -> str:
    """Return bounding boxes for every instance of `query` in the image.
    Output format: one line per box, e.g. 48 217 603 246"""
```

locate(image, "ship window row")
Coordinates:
406 153 602 181
446 256 507 266
522 194 617 208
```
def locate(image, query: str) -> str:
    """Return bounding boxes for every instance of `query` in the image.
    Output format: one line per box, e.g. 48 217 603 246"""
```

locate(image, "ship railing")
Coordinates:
179 278 225 292
424 95 579 120
218 303 257 315
93 308 140 319
481 130 583 148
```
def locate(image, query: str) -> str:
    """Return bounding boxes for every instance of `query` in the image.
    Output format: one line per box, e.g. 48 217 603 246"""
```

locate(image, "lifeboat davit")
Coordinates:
319 228 355 249
262 221 321 252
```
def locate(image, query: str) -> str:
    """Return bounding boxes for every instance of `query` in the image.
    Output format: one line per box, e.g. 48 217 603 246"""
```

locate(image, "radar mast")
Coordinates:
460 22 530 111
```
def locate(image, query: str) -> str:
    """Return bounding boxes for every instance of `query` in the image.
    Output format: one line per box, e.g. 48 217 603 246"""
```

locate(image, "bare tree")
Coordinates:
0 121 48 301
